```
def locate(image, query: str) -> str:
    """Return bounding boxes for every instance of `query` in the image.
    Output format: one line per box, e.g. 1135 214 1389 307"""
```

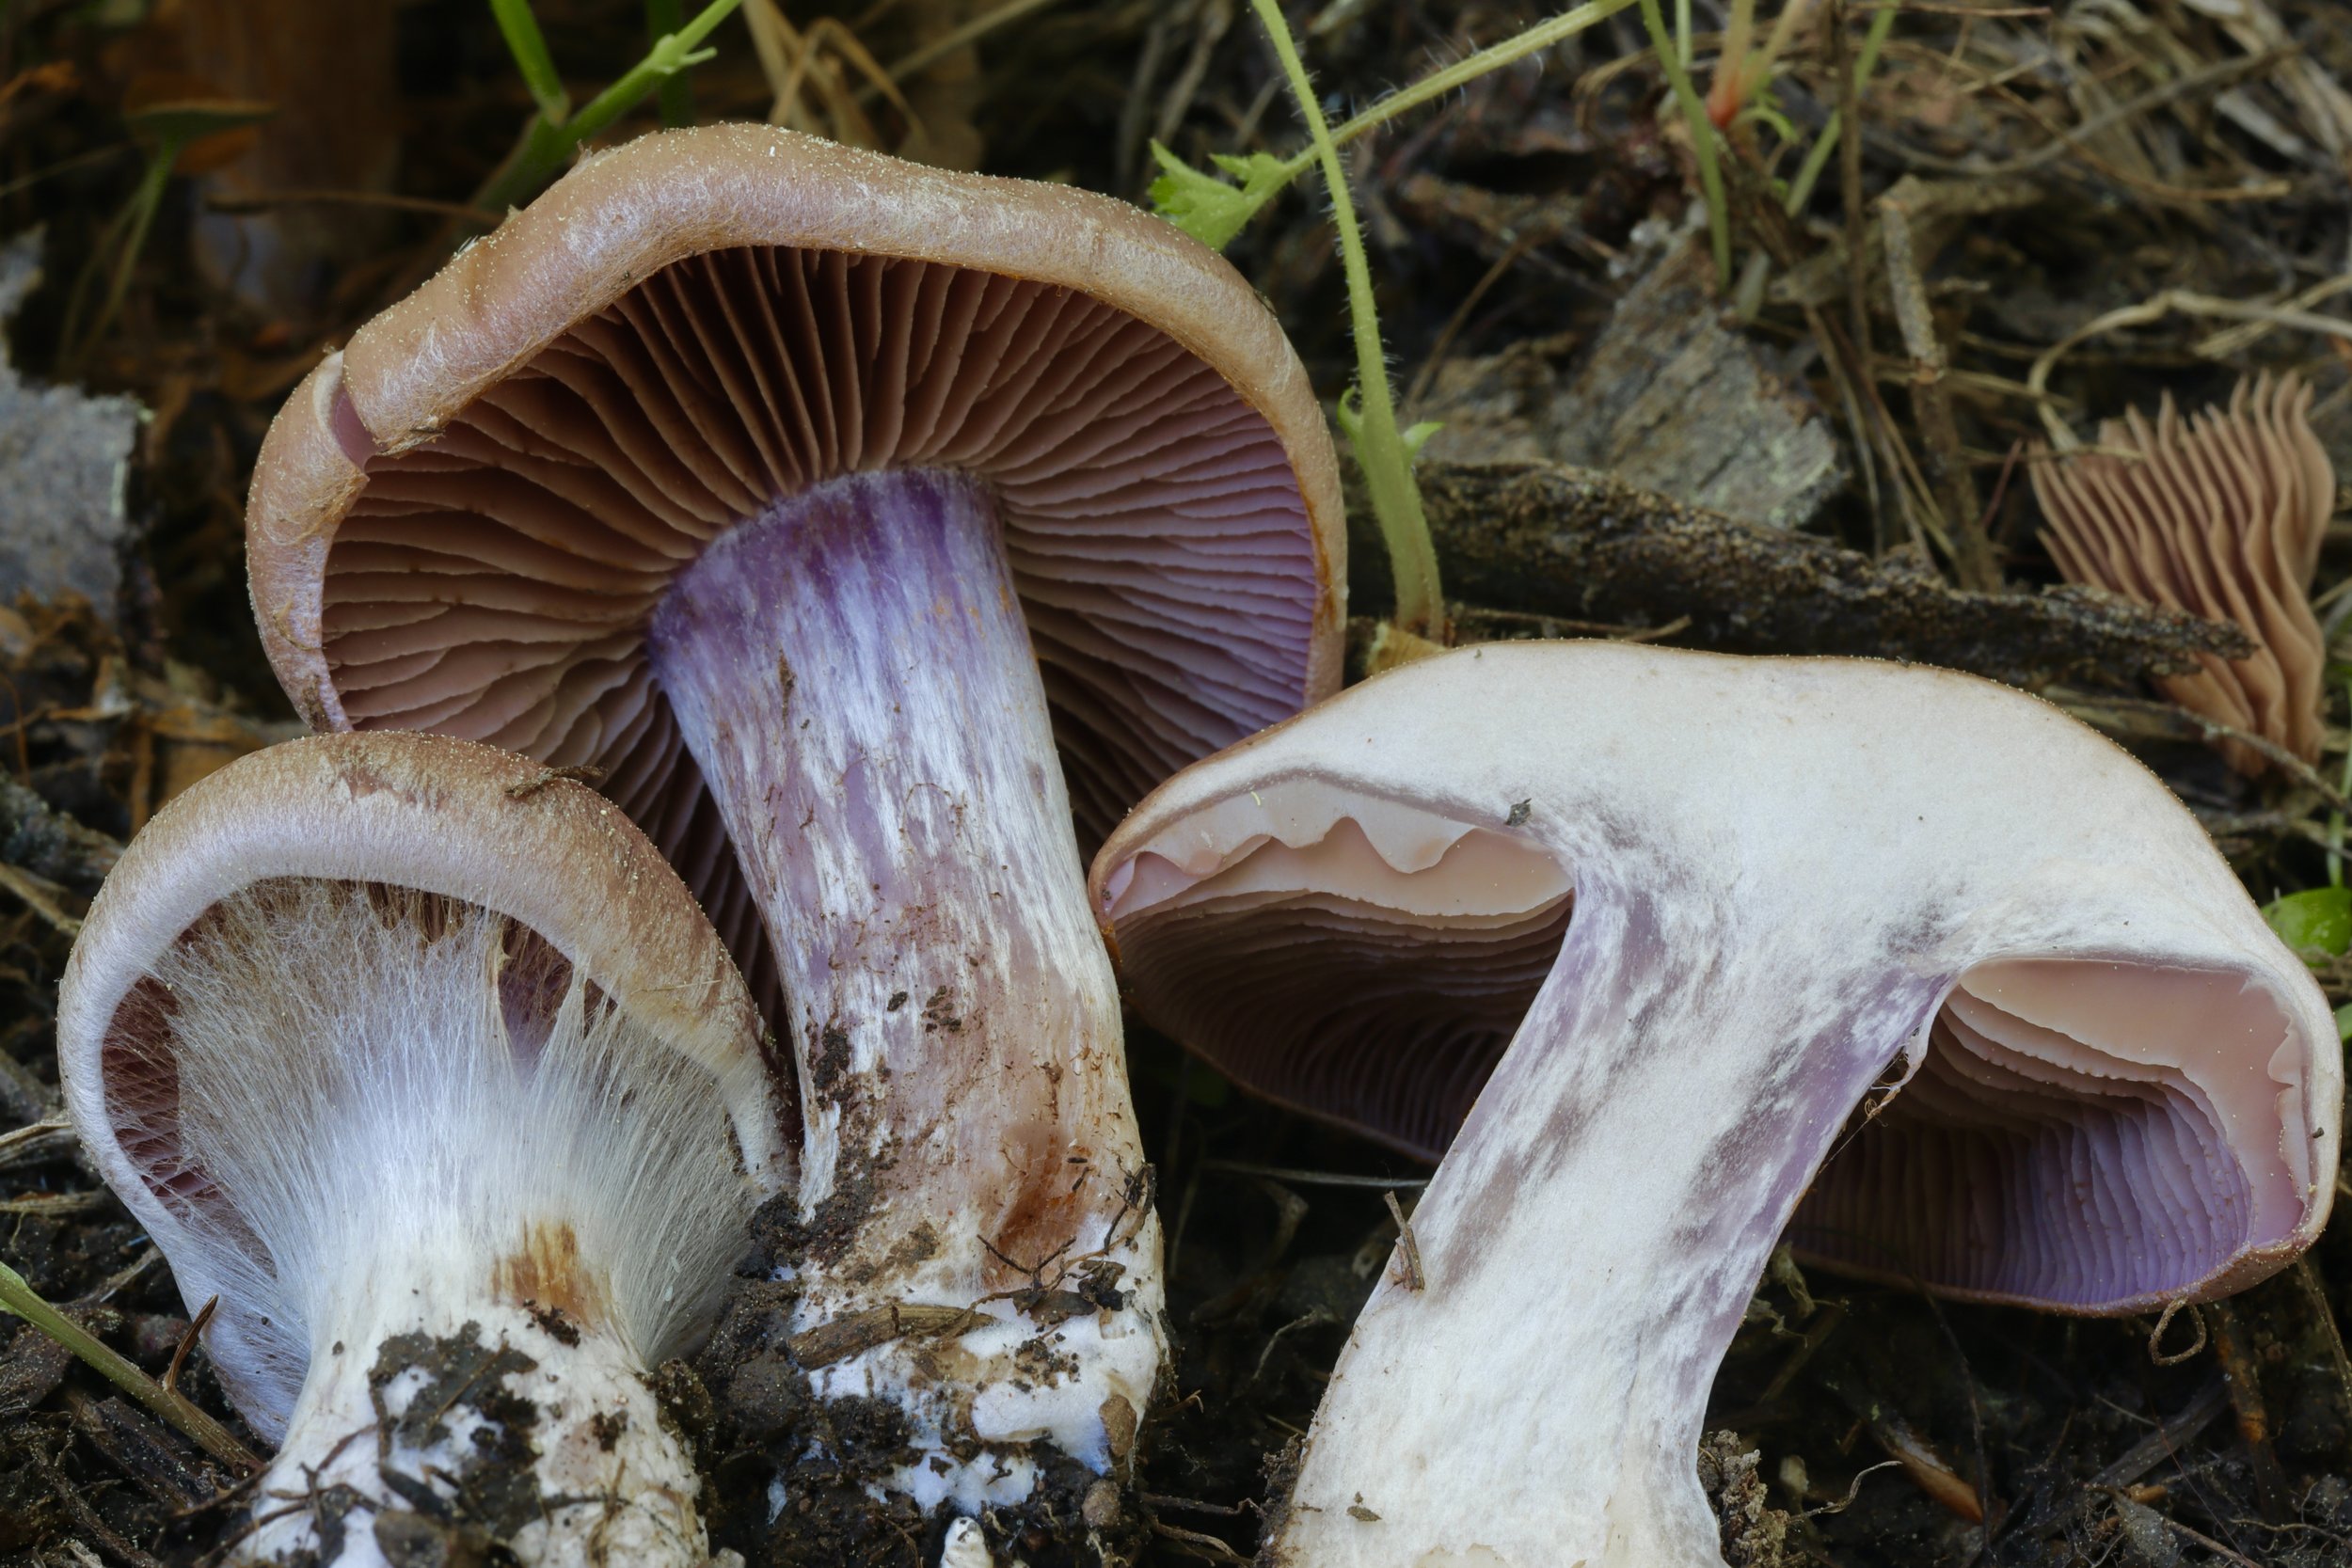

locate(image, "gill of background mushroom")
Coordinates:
1089 641 2340 1568
58 731 787 1567
2031 372 2334 775
243 124 1345 1515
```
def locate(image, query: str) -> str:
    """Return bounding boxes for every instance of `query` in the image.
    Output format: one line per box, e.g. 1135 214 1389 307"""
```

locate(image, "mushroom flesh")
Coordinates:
1090 641 2340 1568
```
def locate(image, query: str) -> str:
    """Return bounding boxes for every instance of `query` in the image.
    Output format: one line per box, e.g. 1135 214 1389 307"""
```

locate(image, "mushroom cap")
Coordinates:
246 124 1345 1005
2032 372 2333 772
1090 641 2341 1312
57 730 783 1422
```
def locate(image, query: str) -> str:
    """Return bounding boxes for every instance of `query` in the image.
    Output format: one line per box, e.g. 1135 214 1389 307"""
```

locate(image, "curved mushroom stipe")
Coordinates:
58 733 784 1568
1089 641 2340 1568
246 125 1343 1523
2032 372 2333 774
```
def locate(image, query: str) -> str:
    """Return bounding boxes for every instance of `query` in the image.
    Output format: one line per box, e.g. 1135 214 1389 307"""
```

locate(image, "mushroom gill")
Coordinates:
324 248 1322 1004
2031 372 2332 774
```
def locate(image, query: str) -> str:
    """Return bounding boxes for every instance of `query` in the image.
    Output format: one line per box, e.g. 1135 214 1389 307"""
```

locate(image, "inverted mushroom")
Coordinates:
2032 372 2333 774
244 124 1344 1518
58 731 786 1567
1089 641 2340 1568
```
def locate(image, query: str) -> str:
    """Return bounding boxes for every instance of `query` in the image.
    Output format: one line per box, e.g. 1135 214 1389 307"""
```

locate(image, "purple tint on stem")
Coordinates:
644 468 1136 1312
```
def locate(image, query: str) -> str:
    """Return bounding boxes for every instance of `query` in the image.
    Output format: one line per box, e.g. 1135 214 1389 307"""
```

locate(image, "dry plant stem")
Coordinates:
0 1260 259 1470
1878 195 1995 588
2205 1297 2291 1520
1273 0 1639 183
2028 292 2352 447
0 862 81 936
883 0 1065 85
1784 1 1896 214
1836 1 1871 461
1248 0 1444 640
647 469 1160 1505
1392 460 2251 687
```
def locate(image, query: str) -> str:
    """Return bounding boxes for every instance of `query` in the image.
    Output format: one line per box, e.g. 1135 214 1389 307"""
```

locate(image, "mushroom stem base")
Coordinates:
240 1297 701 1568
648 467 1162 1510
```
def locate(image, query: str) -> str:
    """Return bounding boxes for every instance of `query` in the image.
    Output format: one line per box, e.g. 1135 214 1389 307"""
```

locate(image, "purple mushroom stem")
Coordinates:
649 467 1156 1500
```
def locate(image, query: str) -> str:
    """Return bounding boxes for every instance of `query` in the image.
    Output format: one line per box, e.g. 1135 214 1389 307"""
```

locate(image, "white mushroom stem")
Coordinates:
101 877 756 1568
649 467 1161 1504
1090 642 2339 1568
248 1293 697 1568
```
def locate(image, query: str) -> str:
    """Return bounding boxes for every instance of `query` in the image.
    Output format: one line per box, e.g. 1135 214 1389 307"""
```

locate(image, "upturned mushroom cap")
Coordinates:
246 123 1344 998
2032 372 2333 773
1089 641 2340 1567
58 730 785 1430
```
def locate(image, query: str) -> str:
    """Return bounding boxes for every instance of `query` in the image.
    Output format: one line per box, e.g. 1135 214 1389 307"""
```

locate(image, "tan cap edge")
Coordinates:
57 731 787 1223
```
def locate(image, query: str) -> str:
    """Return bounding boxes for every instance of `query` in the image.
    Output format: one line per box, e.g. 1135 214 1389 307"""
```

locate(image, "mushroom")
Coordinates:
243 125 1343 1513
2032 372 2333 774
59 731 786 1567
1088 641 2340 1568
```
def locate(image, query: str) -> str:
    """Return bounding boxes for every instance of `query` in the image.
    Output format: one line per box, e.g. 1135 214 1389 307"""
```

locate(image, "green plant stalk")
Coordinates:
1782 2 1897 214
648 0 694 127
1248 0 1444 638
477 0 744 214
2331 673 2352 888
1276 0 1638 183
490 0 572 123
71 132 183 368
0 1259 260 1470
1636 0 1730 288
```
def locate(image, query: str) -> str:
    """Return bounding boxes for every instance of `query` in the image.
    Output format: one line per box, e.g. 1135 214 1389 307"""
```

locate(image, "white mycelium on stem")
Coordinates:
1090 641 2341 1568
650 467 1160 1506
59 736 782 1568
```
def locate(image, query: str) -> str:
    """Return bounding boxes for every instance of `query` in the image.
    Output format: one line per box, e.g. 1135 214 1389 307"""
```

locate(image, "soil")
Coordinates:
3 1 2351 1565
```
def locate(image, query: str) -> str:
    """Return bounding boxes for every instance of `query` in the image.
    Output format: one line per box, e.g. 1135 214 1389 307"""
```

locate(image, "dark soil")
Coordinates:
3 1 2350 1565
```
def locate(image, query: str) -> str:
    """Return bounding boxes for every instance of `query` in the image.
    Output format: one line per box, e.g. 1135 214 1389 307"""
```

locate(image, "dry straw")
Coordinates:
2032 372 2333 775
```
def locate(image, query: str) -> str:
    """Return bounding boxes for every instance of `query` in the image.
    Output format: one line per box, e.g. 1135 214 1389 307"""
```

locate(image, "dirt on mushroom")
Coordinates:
3 2 2352 1566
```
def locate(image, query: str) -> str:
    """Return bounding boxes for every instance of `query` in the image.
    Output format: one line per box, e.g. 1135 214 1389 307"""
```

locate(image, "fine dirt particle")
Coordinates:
694 1261 1145 1568
365 1324 546 1544
1696 1432 1790 1568
373 1507 493 1568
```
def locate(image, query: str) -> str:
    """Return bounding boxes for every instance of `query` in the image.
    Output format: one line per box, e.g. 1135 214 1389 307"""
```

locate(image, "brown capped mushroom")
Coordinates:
244 124 1344 1517
59 731 786 1567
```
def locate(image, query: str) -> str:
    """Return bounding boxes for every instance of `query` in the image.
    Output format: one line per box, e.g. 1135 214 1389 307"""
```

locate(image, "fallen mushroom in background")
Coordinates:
2031 372 2333 775
243 125 1344 1537
57 732 787 1567
1089 641 2341 1568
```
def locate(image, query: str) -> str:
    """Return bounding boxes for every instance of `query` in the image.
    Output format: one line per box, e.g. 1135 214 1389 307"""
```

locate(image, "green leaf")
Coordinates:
123 99 276 149
1399 420 1443 461
1147 142 1292 252
2263 885 2352 964
2334 1002 2352 1044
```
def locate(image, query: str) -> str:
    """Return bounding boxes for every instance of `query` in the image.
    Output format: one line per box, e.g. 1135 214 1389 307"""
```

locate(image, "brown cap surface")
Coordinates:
2033 372 2333 773
59 731 780 1182
248 125 1346 1006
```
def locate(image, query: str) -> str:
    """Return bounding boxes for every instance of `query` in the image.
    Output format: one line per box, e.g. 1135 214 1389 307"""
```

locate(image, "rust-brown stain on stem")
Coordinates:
493 1219 608 1330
